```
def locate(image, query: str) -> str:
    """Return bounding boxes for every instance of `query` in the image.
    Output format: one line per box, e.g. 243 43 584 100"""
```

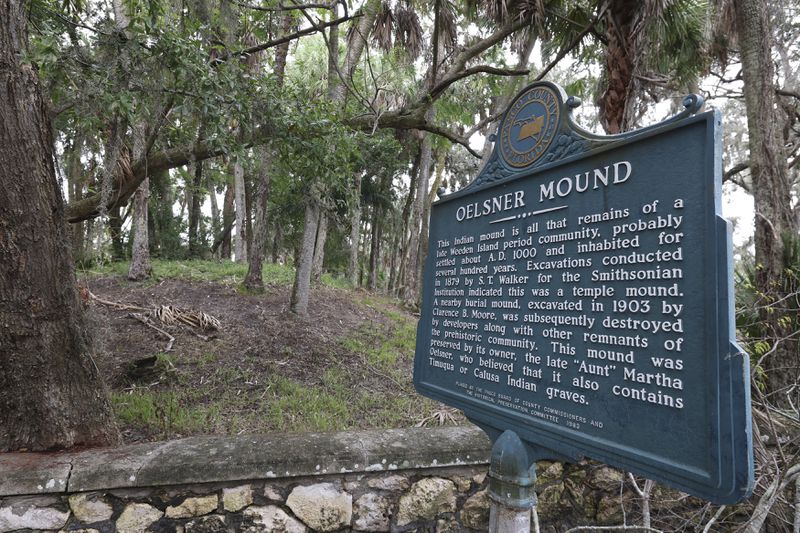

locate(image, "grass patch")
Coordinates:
83 260 296 286
91 259 455 440
85 260 353 291
341 304 417 369
112 390 212 436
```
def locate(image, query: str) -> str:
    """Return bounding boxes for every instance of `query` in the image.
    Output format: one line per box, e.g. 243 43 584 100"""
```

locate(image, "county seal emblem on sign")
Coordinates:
499 84 560 168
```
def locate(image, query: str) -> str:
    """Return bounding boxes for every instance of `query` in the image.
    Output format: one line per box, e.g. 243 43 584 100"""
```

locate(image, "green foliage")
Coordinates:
112 389 212 436
735 234 800 375
86 259 296 285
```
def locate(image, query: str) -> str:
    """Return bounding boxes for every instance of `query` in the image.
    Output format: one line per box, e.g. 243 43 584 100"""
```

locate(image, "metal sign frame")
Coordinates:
413 81 753 504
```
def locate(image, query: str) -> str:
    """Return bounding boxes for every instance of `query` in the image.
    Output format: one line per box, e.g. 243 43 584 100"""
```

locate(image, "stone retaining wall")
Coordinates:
0 427 632 532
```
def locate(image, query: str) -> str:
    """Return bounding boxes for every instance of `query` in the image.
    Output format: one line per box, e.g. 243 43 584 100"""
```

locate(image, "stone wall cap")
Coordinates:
0 426 490 496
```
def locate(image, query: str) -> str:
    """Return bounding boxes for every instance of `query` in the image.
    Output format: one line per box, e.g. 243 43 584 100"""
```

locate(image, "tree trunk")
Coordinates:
348 173 363 287
290 199 320 316
415 148 446 304
244 147 274 291
403 120 434 302
394 146 422 295
127 178 152 280
108 205 125 261
271 222 282 264
221 181 234 260
331 0 381 103
244 15 291 290
150 168 177 259
66 135 86 262
233 159 248 263
188 160 204 257
311 211 328 282
0 1 119 451
367 205 382 291
208 174 220 241
735 0 799 405
128 125 151 281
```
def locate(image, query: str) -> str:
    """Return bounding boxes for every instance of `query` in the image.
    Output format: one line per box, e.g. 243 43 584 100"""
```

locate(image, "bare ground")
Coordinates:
80 274 450 444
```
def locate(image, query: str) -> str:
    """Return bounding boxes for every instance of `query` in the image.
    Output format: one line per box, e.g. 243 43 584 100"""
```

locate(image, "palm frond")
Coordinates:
372 0 394 51
394 6 423 59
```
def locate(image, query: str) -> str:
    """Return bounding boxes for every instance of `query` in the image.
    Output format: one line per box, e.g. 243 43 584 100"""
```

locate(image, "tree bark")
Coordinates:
150 168 177 258
188 160 205 257
233 159 248 263
127 125 151 280
415 148 446 304
394 146 422 295
311 211 329 282
290 199 320 316
208 174 220 241
244 147 274 290
244 14 292 290
348 172 363 287
598 1 637 134
221 181 235 260
0 0 119 451
735 0 799 405
127 178 152 279
367 205 382 291
403 116 434 303
66 135 87 262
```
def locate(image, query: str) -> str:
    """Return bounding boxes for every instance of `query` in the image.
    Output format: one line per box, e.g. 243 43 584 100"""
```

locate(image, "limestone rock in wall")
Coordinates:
116 503 163 533
590 467 624 491
460 490 489 530
286 483 352 532
353 493 391 531
68 493 113 523
366 475 410 492
165 495 218 519
263 485 283 501
222 485 253 512
0 498 70 532
448 476 471 493
395 477 456 526
243 505 306 533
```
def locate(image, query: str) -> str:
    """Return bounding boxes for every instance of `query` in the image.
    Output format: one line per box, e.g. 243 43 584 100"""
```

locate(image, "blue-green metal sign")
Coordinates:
413 81 753 504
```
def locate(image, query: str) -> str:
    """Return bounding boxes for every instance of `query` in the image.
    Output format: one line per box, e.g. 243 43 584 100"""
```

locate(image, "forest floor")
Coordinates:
79 260 461 444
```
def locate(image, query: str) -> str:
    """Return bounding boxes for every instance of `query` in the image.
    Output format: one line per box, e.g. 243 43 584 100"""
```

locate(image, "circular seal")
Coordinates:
499 85 560 169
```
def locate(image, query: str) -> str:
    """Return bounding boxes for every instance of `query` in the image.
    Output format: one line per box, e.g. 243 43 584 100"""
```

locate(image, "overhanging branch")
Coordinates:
214 13 359 63
428 66 529 102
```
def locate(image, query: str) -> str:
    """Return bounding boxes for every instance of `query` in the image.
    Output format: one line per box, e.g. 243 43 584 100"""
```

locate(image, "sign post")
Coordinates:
413 82 753 525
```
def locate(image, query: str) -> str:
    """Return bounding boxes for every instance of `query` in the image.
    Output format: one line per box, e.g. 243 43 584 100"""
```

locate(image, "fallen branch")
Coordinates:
88 291 221 330
87 290 148 312
129 313 175 352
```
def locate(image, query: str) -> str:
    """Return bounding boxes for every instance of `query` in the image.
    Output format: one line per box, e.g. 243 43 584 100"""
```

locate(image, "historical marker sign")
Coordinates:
413 82 753 504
